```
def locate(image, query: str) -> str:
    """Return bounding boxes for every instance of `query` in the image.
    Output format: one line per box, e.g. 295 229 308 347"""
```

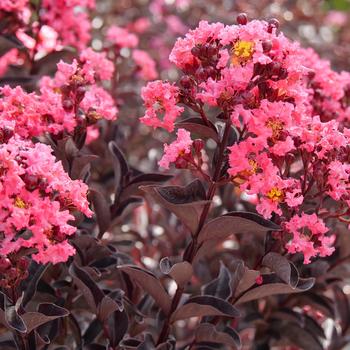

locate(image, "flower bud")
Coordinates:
196 67 208 81
262 40 272 53
193 139 204 153
267 18 279 33
0 257 11 272
237 13 248 25
175 157 188 169
62 99 74 112
191 46 201 57
180 76 192 89
23 173 40 191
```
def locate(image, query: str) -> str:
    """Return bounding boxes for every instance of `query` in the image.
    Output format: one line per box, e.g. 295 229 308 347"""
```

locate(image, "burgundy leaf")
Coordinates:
235 274 315 304
176 117 219 142
171 295 240 322
119 265 172 314
141 180 209 234
195 323 241 349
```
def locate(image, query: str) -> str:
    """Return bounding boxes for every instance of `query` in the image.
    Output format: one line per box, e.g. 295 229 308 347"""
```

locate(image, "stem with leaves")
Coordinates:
156 117 232 345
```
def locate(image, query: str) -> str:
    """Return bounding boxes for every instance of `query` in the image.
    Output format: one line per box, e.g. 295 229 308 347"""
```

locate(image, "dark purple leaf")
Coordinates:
334 285 350 334
141 180 209 234
107 310 128 348
235 274 315 304
0 292 26 333
119 265 172 314
21 263 48 307
108 141 129 189
168 262 193 287
262 252 291 284
195 323 241 349
202 262 232 300
70 155 97 180
176 117 219 142
198 212 280 244
69 263 104 313
22 303 69 333
120 173 173 201
171 295 240 322
89 189 111 239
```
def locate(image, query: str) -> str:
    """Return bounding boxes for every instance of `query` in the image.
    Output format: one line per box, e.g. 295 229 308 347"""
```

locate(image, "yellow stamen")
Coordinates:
14 196 26 209
232 40 254 64
88 110 102 122
267 187 284 202
70 74 85 85
266 118 284 141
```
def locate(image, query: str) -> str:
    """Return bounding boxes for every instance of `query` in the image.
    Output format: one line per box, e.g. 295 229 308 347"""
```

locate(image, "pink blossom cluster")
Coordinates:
105 25 158 81
0 137 92 264
0 47 118 265
39 0 95 50
140 17 350 264
0 48 117 139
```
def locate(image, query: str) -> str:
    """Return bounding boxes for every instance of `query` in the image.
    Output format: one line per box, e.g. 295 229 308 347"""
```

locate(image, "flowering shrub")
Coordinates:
1 2 350 349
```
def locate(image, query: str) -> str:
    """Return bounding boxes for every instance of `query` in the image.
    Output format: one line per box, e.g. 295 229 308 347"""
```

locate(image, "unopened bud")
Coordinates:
262 40 272 53
193 139 204 153
237 13 248 25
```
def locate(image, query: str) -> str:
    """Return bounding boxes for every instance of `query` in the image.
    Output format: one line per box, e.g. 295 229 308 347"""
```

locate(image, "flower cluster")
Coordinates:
105 24 158 81
140 16 350 264
0 46 118 266
0 48 117 139
0 137 92 264
40 0 95 50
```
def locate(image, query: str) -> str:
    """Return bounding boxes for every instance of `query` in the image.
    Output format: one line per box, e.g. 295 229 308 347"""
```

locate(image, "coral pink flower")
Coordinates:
41 0 94 50
0 0 28 11
79 48 114 83
106 25 139 48
170 21 224 69
81 86 118 121
159 128 193 169
0 49 19 77
0 137 92 264
140 80 183 132
132 50 158 81
285 214 335 264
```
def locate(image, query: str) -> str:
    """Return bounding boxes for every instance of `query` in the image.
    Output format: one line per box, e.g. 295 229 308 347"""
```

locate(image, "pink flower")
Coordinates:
79 48 114 83
81 86 118 121
86 125 100 144
127 17 151 34
0 137 92 264
41 0 94 50
132 49 158 81
140 80 183 132
285 214 335 264
159 128 193 169
106 25 139 48
0 0 28 11
170 21 224 69
0 49 19 77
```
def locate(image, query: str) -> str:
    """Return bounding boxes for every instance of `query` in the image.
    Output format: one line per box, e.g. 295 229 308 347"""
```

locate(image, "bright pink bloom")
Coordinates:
79 48 114 83
285 214 335 264
0 137 92 264
0 49 19 77
159 128 193 169
170 21 224 69
140 81 183 132
132 50 158 81
0 0 28 11
106 25 139 48
81 86 118 121
41 0 94 50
